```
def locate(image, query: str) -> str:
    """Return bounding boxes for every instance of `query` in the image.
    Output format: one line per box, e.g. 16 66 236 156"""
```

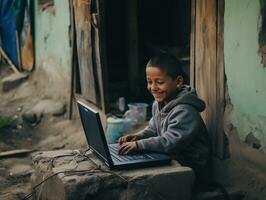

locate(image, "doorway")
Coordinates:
103 0 191 113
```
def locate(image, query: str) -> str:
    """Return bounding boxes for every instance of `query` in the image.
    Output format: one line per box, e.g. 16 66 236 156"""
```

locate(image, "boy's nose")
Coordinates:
150 83 158 91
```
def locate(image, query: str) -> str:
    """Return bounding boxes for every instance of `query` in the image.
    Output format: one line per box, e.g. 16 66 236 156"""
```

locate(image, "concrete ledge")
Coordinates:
31 150 194 200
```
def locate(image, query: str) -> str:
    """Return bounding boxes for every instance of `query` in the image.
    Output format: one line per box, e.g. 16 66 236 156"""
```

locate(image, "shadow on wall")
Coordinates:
258 0 266 66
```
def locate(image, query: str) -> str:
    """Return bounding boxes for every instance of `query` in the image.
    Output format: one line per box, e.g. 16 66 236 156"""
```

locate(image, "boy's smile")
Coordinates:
146 66 183 105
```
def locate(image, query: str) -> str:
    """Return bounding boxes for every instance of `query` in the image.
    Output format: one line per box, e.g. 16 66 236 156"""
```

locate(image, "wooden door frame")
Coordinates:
190 0 225 158
92 0 109 114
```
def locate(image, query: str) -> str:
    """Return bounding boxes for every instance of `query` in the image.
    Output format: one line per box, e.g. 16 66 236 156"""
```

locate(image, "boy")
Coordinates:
119 53 211 183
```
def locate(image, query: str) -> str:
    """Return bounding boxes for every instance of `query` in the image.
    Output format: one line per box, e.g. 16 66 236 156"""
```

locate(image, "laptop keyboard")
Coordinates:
109 144 152 162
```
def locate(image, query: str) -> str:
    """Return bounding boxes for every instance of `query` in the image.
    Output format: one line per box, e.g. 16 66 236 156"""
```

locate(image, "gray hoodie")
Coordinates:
136 86 211 168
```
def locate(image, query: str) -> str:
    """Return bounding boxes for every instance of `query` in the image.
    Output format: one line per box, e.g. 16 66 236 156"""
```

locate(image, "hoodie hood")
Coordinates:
160 85 206 113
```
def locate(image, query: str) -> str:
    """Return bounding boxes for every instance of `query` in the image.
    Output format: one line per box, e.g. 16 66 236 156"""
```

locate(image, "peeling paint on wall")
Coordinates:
224 0 266 152
38 0 55 15
34 0 71 98
258 0 266 66
34 0 70 73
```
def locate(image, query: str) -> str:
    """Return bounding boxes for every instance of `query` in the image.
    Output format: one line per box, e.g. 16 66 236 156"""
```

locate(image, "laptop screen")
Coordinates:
77 101 111 164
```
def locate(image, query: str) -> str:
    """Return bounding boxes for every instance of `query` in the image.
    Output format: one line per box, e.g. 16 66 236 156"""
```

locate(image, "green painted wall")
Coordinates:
224 0 266 151
34 0 71 81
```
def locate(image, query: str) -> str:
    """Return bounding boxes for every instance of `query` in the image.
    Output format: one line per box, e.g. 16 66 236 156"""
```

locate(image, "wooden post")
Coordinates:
190 0 196 88
16 31 22 70
73 0 97 104
92 0 106 112
192 0 226 158
194 0 218 156
216 0 226 158
68 0 75 120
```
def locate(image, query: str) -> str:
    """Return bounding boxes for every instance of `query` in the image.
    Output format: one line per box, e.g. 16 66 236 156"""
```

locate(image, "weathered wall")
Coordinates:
224 0 266 152
34 0 71 99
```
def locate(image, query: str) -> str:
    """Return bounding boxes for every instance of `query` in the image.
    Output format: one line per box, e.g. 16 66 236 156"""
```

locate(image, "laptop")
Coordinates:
77 100 171 169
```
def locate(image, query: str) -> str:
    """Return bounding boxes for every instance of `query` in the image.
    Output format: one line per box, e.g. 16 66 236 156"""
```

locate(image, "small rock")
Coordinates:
12 129 18 133
0 176 5 184
31 123 37 127
16 124 23 129
0 142 10 149
22 112 42 124
0 167 6 176
12 115 18 120
1 72 29 92
52 144 66 150
22 99 65 124
17 107 22 112
9 164 32 177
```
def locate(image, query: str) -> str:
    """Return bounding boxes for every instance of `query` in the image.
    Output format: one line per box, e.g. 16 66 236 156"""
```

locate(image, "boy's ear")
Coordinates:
176 76 184 88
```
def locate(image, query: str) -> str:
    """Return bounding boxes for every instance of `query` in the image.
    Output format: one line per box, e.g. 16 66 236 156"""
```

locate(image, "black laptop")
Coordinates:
77 100 171 169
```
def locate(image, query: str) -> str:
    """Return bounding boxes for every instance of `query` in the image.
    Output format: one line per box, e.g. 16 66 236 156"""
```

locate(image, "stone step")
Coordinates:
30 150 195 200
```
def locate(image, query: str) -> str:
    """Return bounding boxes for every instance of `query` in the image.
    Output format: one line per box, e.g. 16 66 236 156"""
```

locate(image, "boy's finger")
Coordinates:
124 136 130 142
119 136 126 145
118 143 127 154
119 144 130 155
119 147 126 154
125 146 134 155
118 137 123 145
129 136 136 142
128 144 138 154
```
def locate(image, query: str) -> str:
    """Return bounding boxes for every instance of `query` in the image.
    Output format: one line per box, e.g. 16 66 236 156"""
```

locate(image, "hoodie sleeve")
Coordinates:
136 105 203 153
135 116 157 139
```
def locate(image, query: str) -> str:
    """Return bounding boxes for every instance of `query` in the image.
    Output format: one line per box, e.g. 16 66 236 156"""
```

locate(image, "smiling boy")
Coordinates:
119 53 211 183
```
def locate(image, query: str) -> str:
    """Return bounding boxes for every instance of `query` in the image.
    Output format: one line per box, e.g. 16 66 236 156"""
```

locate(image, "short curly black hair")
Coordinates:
146 53 184 80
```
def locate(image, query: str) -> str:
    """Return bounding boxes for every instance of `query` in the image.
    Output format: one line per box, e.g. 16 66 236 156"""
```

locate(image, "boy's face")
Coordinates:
146 66 183 104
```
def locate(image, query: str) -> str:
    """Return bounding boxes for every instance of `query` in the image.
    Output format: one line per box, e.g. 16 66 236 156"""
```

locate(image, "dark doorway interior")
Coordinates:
104 0 191 113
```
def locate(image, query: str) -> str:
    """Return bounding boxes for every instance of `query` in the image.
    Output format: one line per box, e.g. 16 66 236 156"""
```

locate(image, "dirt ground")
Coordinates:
0 64 86 199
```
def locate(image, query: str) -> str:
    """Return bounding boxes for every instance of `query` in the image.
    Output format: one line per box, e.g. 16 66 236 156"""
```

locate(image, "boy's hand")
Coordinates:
118 135 138 145
119 142 138 155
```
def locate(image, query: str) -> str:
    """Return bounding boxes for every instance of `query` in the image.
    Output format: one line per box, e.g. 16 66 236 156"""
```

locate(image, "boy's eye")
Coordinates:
156 80 164 84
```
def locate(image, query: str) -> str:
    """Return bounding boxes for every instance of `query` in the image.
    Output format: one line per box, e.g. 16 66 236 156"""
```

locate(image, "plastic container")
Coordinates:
125 103 148 125
118 97 126 112
106 117 132 143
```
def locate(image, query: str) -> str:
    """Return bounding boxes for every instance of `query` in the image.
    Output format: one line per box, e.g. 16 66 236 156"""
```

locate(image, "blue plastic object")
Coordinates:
107 117 132 144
